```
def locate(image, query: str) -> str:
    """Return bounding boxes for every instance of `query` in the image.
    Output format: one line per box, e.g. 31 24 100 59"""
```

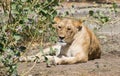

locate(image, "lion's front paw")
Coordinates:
53 56 62 65
45 56 62 67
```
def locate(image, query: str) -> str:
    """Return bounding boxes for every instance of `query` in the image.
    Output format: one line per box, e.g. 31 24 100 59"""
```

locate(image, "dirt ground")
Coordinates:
0 2 120 76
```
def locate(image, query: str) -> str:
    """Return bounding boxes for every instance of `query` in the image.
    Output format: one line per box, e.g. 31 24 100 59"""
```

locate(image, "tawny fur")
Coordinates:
19 17 101 65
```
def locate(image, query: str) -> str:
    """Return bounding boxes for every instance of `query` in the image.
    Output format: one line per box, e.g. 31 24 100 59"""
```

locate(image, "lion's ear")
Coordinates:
78 26 82 31
54 16 61 23
53 17 61 28
74 20 82 31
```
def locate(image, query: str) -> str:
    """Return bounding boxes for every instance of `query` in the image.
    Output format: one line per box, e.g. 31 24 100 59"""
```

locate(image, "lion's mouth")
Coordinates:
58 39 65 42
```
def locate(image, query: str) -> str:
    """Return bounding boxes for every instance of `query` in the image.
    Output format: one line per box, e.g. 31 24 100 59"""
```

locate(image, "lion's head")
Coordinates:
53 17 82 44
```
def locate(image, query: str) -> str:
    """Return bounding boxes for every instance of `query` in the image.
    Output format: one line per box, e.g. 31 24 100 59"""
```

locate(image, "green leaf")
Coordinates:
66 11 69 15
23 17 29 22
18 5 23 9
89 10 94 16
21 0 27 2
41 16 47 20
113 3 117 8
19 46 26 52
41 9 48 14
72 5 74 8
2 25 7 32
19 20 24 24
13 35 21 41
11 10 19 14
0 43 4 51
100 17 109 23
11 4 17 10
23 7 30 11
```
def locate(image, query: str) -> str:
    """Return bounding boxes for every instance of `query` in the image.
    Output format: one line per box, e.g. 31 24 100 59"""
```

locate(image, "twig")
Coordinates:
21 59 37 76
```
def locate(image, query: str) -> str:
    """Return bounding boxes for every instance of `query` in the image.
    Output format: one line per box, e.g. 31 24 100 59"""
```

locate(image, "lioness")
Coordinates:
19 17 101 65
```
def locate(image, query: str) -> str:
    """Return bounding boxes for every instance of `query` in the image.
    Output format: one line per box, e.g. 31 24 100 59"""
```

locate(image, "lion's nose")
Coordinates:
59 36 65 40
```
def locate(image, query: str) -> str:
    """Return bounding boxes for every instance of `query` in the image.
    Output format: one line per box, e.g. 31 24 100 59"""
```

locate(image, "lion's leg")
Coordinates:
53 53 88 65
19 55 40 62
19 44 61 62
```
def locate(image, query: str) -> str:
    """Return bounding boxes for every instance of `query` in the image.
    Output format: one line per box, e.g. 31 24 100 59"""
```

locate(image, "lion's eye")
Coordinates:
67 28 71 30
58 26 61 29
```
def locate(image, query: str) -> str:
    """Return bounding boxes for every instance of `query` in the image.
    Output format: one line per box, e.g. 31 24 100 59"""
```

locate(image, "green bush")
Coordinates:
0 0 59 75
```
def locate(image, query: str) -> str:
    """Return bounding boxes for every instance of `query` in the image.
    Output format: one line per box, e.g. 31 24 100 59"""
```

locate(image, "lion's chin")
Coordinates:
57 40 67 46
